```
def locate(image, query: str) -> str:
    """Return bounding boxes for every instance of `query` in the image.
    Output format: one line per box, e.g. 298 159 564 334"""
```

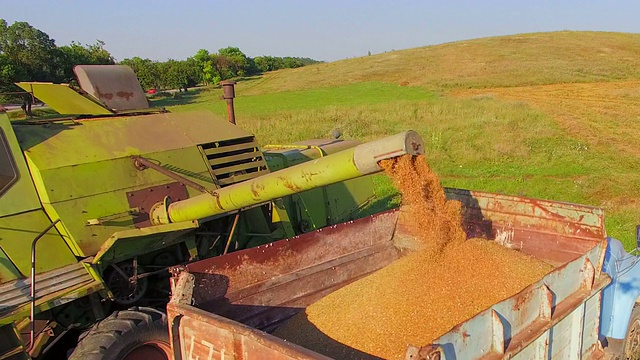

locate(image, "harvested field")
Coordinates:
274 155 553 359
453 80 640 159
452 79 640 234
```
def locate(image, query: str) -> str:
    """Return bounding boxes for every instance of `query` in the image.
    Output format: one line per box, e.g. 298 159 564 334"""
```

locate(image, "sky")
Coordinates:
3 1 640 62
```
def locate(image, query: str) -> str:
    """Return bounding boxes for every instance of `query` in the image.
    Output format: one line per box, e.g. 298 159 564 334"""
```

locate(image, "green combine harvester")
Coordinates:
0 65 423 359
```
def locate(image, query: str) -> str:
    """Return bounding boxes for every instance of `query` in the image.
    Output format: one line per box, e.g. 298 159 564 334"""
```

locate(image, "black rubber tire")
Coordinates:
625 305 640 360
68 307 170 360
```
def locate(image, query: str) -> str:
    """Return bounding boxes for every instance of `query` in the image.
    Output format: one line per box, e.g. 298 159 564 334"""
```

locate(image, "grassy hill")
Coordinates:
241 31 640 94
156 31 640 248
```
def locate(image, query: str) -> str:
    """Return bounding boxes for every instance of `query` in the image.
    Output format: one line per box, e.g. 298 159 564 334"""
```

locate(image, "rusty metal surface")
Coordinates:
73 65 149 111
447 188 605 266
169 189 608 359
126 182 188 228
220 81 236 124
168 302 330 360
182 209 398 284
221 81 236 100
198 245 399 331
173 210 400 329
449 188 604 239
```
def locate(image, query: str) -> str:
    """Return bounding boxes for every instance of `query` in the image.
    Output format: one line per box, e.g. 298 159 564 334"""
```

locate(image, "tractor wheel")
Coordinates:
68 307 170 360
625 305 640 360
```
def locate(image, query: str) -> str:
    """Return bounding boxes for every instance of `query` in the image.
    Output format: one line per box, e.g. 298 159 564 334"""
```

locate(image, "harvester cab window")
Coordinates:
0 129 18 195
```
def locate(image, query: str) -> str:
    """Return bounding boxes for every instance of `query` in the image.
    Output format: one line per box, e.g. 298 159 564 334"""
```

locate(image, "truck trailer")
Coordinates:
167 189 640 359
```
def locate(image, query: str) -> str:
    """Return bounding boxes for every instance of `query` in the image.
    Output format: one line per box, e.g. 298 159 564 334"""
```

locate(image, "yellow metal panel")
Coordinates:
15 82 112 115
0 209 77 278
0 247 22 282
167 111 255 145
0 115 41 216
13 111 252 169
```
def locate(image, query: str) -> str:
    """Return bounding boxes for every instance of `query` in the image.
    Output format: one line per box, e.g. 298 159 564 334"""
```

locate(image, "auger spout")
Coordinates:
150 130 424 225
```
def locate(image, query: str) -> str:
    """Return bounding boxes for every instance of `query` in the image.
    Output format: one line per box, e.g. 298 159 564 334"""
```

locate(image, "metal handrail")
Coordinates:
26 219 61 352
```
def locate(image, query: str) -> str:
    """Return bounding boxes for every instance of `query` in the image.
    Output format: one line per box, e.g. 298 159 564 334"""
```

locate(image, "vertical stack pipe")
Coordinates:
221 81 236 124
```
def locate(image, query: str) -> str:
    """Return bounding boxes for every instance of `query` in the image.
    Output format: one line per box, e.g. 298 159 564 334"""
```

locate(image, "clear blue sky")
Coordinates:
3 1 639 62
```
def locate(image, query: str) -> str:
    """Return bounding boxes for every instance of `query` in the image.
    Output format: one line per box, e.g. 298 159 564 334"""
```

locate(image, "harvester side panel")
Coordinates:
12 112 252 257
22 149 212 257
0 210 76 278
0 115 76 282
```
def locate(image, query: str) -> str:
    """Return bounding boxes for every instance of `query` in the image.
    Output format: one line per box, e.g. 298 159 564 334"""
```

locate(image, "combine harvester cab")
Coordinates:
167 188 640 359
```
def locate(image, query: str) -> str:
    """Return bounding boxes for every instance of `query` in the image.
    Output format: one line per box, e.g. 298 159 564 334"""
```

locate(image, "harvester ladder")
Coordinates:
26 219 60 352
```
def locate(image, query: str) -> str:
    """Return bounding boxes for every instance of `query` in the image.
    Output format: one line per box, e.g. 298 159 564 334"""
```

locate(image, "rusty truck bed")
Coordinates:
167 188 609 359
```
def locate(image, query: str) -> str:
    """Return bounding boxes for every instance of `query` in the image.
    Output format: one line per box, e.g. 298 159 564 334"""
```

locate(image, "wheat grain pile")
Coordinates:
274 155 552 359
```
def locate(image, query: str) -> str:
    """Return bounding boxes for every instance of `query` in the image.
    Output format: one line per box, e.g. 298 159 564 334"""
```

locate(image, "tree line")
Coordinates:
0 19 115 101
122 48 321 92
0 19 322 101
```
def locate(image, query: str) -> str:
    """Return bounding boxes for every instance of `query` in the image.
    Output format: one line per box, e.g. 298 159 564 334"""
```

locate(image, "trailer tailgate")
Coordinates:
167 302 329 360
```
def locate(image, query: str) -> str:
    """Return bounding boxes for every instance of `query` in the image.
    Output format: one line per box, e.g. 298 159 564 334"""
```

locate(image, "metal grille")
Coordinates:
200 137 269 187
0 262 94 316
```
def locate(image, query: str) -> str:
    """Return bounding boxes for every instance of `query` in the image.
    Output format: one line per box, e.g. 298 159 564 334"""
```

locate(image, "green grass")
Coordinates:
154 31 640 249
160 82 436 115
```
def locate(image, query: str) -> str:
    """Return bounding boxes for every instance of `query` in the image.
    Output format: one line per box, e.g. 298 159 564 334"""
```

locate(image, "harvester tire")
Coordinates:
68 307 171 360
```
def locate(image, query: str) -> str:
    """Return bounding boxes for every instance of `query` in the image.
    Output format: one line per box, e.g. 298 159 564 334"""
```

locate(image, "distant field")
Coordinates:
154 31 640 249
240 31 640 93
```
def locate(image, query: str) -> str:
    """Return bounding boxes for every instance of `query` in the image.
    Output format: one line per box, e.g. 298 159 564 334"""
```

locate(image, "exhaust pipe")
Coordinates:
150 130 424 225
221 81 236 124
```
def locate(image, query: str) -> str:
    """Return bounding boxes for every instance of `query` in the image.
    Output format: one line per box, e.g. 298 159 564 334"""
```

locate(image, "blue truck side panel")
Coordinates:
600 237 640 339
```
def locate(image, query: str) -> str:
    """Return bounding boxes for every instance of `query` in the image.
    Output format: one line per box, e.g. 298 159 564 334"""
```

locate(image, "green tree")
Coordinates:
120 57 160 90
209 53 232 82
58 40 115 82
202 60 216 84
0 19 116 101
0 53 22 98
218 47 249 77
182 58 200 88
283 57 304 69
193 49 215 85
253 56 270 72
156 59 200 91
86 40 115 64
251 55 320 74
0 19 61 101
0 20 60 82
252 55 284 73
